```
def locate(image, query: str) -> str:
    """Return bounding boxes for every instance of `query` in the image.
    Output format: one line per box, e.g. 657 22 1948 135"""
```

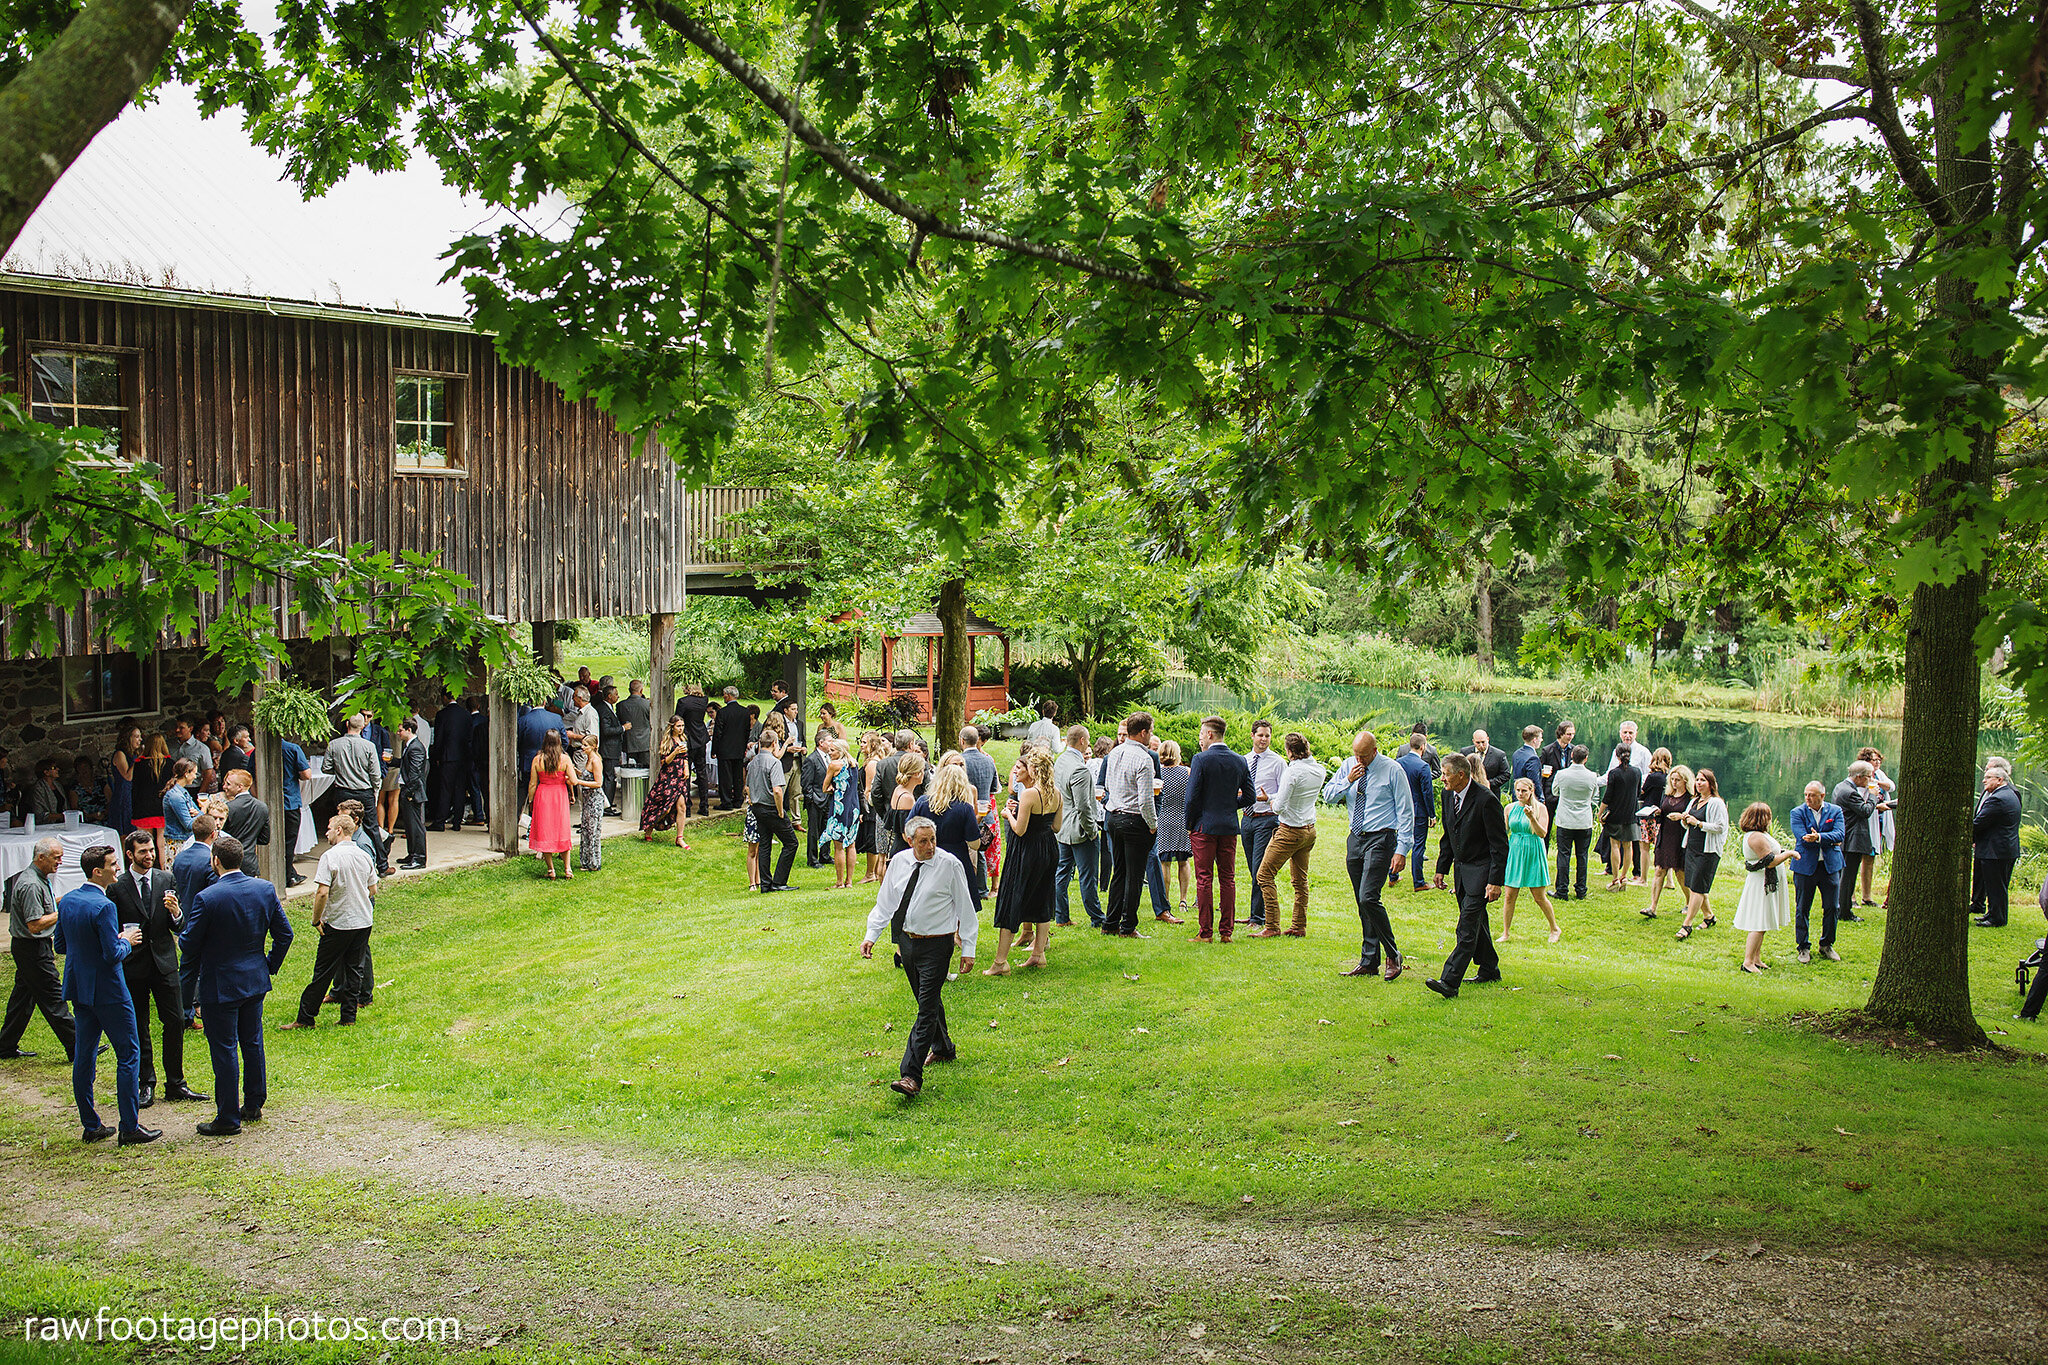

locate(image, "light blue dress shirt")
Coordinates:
1322 752 1417 855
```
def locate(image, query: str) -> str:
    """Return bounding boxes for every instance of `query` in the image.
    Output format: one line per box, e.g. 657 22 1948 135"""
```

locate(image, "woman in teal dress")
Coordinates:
1500 776 1561 943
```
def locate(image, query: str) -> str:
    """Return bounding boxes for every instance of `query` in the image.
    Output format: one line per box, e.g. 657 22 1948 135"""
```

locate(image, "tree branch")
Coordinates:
0 0 199 256
1847 0 1954 227
637 0 1421 340
1519 105 1869 211
1659 0 1867 83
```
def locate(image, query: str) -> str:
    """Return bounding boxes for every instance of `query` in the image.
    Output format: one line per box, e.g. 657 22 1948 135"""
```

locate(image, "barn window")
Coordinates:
31 349 135 462
395 374 463 472
61 649 159 721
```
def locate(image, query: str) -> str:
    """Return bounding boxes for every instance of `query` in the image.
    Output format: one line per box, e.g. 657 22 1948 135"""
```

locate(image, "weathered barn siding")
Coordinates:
0 279 684 654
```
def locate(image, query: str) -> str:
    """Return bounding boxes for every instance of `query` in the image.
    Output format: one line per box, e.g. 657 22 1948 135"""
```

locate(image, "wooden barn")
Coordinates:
0 271 694 872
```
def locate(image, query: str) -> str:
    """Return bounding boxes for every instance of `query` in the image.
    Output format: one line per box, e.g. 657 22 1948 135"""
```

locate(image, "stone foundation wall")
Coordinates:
0 639 342 788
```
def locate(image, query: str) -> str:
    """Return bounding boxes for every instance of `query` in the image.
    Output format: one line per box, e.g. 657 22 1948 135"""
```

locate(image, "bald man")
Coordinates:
1322 730 1415 980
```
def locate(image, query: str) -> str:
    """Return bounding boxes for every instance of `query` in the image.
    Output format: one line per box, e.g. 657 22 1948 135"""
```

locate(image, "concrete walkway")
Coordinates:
279 807 737 900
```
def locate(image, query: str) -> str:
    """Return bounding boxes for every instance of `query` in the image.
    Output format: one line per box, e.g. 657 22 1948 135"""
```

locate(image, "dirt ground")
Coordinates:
4 1071 2043 1363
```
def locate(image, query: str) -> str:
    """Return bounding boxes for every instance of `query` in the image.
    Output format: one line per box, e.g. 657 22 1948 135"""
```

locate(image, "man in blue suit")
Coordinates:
1395 734 1437 891
171 815 219 1028
1510 726 1547 807
1788 782 1847 964
55 843 157 1144
1182 716 1256 941
178 837 292 1136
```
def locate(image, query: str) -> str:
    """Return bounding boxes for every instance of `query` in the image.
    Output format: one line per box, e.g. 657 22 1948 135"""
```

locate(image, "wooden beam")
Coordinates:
650 611 677 722
250 658 290 887
532 620 557 666
487 668 519 854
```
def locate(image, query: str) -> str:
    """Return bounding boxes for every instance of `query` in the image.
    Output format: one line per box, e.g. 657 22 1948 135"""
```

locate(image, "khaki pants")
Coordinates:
1257 822 1316 933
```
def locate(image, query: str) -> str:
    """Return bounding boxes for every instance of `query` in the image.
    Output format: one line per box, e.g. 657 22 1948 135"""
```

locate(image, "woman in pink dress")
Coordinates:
526 730 576 879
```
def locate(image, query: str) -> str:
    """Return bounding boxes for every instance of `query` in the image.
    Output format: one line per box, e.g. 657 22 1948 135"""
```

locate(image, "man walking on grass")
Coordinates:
861 817 976 1098
1425 753 1510 1001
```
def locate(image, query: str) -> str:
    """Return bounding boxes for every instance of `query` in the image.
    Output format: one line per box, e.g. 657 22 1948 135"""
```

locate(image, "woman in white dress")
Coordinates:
1733 801 1794 974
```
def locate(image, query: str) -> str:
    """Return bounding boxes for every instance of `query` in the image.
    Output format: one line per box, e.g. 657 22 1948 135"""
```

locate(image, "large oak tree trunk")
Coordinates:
932 575 969 746
0 0 196 255
1473 562 1495 674
1861 2 1997 1047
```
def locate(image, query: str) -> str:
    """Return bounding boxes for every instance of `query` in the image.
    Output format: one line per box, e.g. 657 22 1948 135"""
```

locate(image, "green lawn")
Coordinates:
14 783 2035 1258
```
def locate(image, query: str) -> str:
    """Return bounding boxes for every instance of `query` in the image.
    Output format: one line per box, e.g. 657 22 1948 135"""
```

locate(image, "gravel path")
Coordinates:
4 1072 2042 1362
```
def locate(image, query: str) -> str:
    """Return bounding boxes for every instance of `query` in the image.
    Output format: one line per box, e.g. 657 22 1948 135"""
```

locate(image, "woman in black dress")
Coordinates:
1645 765 1692 919
1601 745 1642 892
987 747 1062 975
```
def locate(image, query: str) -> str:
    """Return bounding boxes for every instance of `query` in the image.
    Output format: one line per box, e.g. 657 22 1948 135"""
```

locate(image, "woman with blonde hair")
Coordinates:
1644 764 1692 919
883 751 926 860
1498 776 1560 943
912 758 983 881
819 738 861 888
640 714 693 848
1153 740 1192 917
988 746 1063 974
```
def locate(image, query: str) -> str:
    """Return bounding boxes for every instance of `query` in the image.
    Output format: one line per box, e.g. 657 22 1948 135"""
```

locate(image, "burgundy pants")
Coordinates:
1190 830 1238 939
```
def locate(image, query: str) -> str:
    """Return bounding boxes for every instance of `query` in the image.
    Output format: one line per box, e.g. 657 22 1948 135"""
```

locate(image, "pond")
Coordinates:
1150 677 2038 830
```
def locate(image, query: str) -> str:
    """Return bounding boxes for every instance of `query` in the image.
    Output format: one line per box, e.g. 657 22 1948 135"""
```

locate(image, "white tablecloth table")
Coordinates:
0 821 125 897
294 774 337 854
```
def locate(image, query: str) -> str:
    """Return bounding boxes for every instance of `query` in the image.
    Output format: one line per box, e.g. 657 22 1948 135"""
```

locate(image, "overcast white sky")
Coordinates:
3 85 496 315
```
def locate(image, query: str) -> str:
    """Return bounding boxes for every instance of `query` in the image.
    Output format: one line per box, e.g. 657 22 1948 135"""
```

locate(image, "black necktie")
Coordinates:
890 860 925 944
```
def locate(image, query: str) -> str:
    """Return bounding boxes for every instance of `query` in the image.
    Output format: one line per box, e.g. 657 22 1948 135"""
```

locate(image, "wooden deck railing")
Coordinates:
685 486 772 571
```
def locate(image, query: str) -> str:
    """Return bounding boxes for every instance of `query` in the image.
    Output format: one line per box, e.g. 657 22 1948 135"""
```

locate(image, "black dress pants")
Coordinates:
432 763 467 825
898 934 955 1084
688 741 713 814
1346 828 1400 968
399 791 428 863
601 742 624 807
753 802 799 888
1974 856 2015 925
1439 861 1501 989
1105 812 1155 935
297 926 372 1024
718 756 745 809
805 797 830 864
129 972 185 1085
0 938 76 1059
1553 826 1590 898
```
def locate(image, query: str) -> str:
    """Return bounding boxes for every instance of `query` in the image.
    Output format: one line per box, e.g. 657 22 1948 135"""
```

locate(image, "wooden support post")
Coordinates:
650 611 677 723
532 621 557 666
488 669 519 855
250 659 290 888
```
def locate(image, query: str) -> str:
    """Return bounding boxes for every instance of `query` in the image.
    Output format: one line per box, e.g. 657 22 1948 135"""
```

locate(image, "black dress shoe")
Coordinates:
164 1081 208 1103
1974 917 2005 927
400 858 427 870
286 874 307 887
0 1049 35 1060
82 1124 116 1142
426 823 446 832
195 1120 242 1136
1424 978 1459 1000
119 1125 162 1146
239 1107 263 1123
1473 972 1504 984
1837 909 1863 923
137 1083 156 1109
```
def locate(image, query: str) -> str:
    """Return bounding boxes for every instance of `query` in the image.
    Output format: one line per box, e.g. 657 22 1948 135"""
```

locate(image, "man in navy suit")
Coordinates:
179 837 292 1136
1788 782 1846 964
171 815 220 1028
56 843 157 1144
1395 734 1436 890
1181 716 1256 942
428 691 472 830
1972 764 2024 927
1510 726 1547 807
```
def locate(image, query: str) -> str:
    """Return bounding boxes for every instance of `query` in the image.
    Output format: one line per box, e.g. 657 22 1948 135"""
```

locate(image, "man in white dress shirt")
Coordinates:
1240 720 1286 930
861 818 977 1097
1101 712 1161 938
